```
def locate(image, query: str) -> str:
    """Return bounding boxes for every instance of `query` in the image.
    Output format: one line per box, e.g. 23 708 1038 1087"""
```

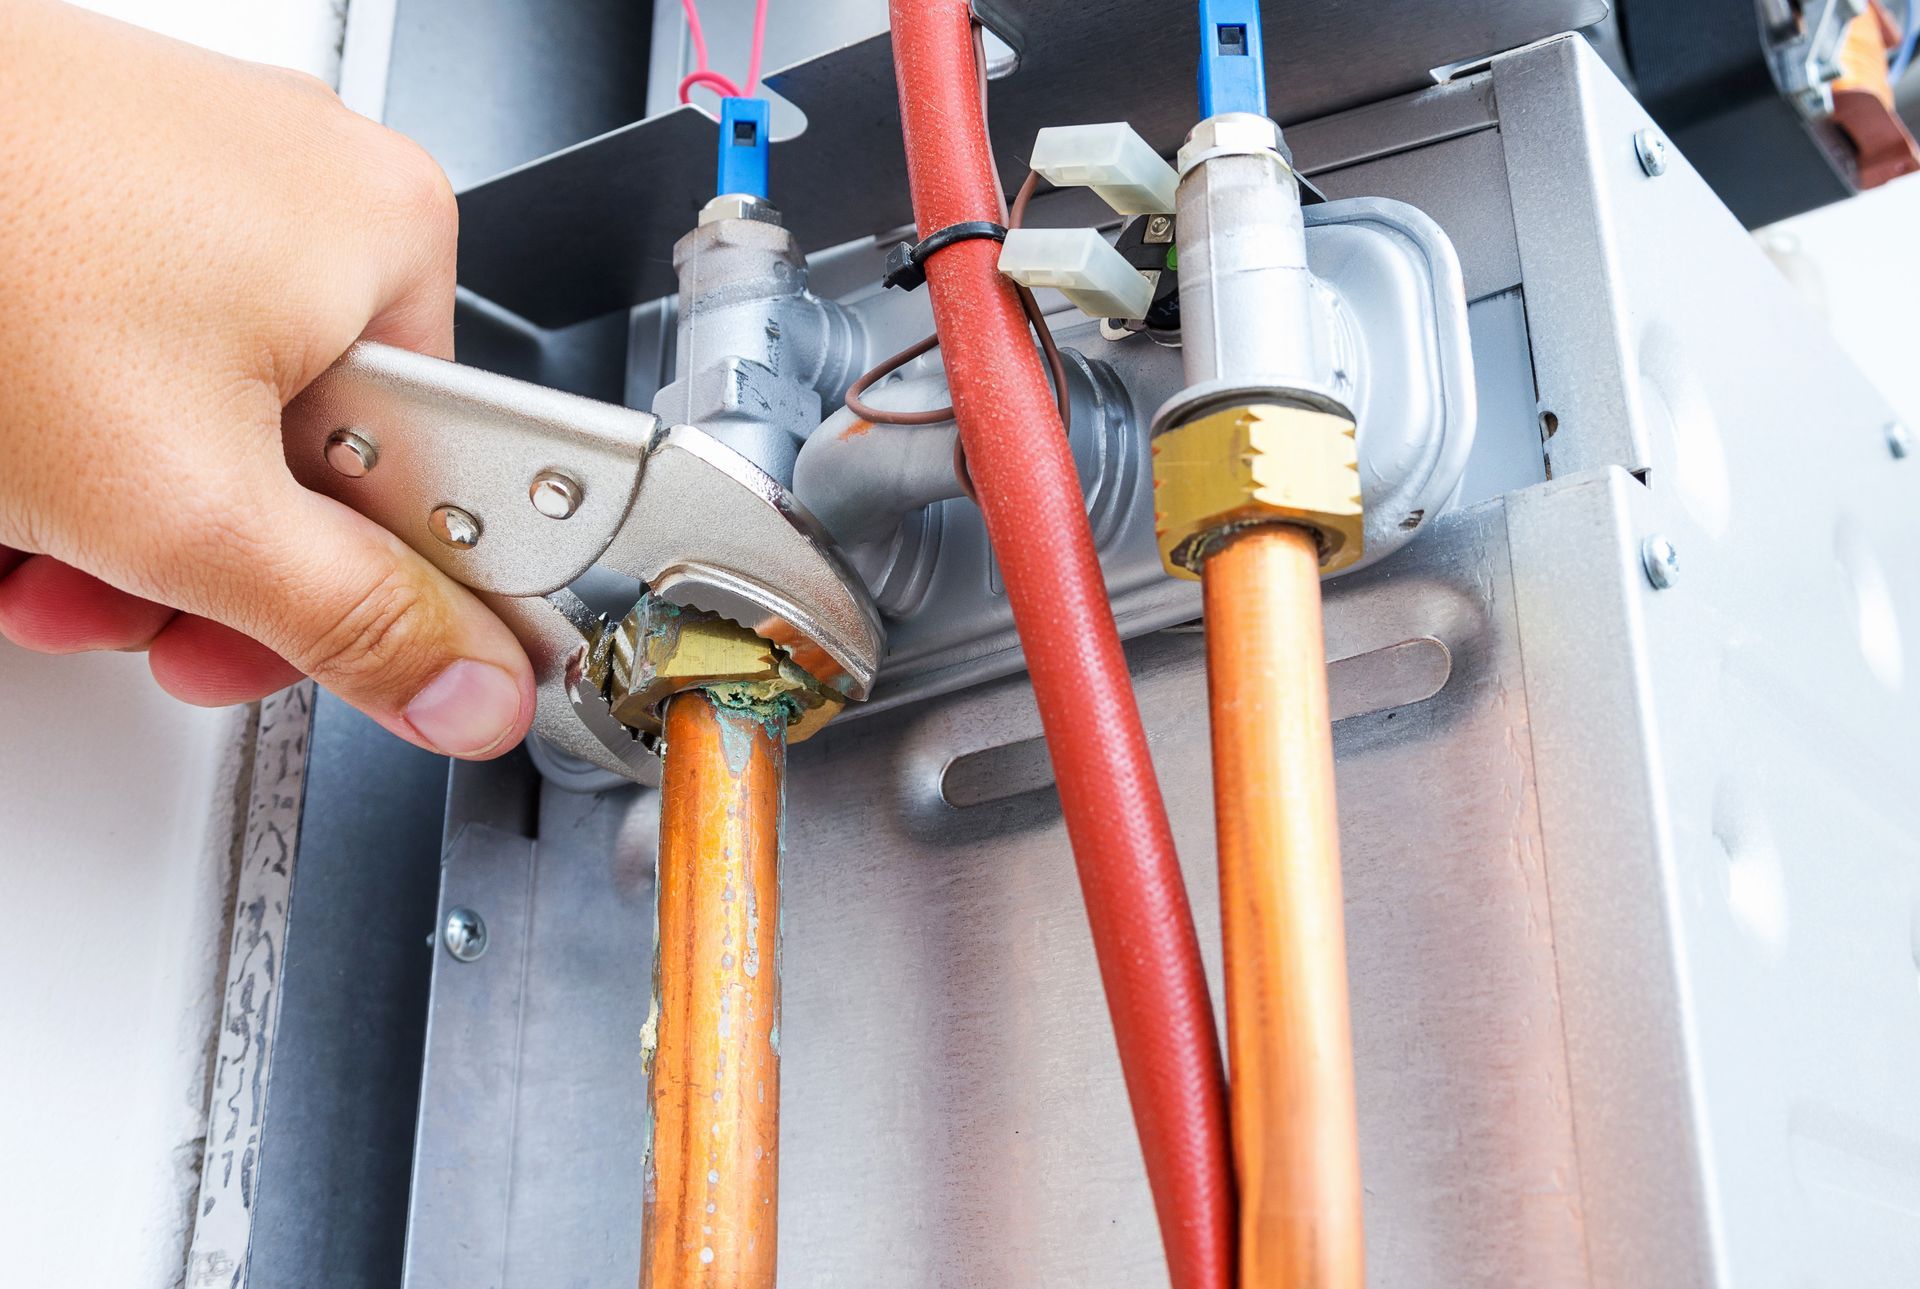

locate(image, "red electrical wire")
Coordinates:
678 68 742 103
885 5 1235 1288
681 0 717 76
677 0 771 104
744 0 769 94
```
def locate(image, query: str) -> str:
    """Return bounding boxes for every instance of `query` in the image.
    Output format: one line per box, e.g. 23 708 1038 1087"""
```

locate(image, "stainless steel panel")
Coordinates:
404 824 539 1288
406 500 1593 1287
457 0 1607 325
382 0 655 190
1289 75 1499 175
933 633 1455 809
1313 124 1524 302
1495 35 1655 478
782 505 1585 1288
1498 35 1920 1289
1507 471 1715 1288
1456 288 1548 505
403 790 659 1288
408 31 1920 1289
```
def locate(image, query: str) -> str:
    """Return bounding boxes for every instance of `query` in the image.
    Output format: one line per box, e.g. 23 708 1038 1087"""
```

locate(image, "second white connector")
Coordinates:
999 228 1155 321
1029 123 1179 216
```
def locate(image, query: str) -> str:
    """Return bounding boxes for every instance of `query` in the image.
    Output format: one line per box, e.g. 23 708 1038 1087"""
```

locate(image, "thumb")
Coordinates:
200 472 535 758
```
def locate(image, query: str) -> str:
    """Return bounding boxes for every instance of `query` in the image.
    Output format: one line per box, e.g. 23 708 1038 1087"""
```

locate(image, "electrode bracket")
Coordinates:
882 220 1008 291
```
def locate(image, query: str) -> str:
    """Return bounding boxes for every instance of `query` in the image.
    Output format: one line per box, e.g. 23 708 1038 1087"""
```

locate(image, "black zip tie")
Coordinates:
882 220 1008 292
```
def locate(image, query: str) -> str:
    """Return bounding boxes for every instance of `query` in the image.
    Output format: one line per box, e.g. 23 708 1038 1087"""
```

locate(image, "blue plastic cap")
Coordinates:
1197 0 1267 119
716 97 770 200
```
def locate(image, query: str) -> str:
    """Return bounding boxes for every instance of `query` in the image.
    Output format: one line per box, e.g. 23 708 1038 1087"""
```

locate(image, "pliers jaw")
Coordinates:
284 342 883 784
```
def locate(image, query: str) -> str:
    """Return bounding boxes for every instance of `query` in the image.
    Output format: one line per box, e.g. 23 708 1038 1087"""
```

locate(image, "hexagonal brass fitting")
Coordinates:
1152 403 1363 580
590 597 845 744
1176 111 1287 175
697 194 782 227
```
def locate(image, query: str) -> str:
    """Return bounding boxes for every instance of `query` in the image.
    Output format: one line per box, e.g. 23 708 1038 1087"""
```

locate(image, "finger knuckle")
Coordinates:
303 569 445 692
276 67 342 105
375 134 459 236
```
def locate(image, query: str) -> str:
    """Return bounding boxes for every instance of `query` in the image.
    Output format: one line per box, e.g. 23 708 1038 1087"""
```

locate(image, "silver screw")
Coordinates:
1886 421 1913 460
529 471 582 519
1633 128 1668 177
1641 535 1680 590
429 505 481 549
443 908 488 962
1144 214 1174 244
324 428 377 478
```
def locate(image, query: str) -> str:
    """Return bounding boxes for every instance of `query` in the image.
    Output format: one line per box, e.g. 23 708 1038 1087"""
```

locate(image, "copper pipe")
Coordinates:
642 691 786 1289
1201 524 1365 1287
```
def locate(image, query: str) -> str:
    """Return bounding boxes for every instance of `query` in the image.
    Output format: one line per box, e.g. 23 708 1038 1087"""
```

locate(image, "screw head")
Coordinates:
529 471 582 519
1144 214 1174 244
324 428 377 478
443 908 487 962
1886 421 1913 460
1633 128 1669 177
429 505 481 549
1641 535 1680 590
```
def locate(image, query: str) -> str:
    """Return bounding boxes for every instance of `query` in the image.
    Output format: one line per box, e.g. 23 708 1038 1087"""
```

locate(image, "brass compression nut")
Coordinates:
1152 403 1363 579
590 596 845 744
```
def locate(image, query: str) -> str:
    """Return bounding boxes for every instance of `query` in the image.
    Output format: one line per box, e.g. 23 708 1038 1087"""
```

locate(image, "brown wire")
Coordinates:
1001 170 1073 430
1010 168 1042 229
841 31 1069 500
1019 283 1071 428
842 168 1071 432
951 431 980 503
842 332 950 425
1010 168 1075 433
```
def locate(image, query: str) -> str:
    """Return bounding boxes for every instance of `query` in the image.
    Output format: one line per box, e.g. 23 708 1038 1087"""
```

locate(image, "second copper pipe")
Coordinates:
643 691 786 1289
1202 524 1365 1287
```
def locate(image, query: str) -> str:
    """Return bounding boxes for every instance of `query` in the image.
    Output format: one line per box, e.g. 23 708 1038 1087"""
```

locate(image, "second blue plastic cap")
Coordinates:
1197 0 1267 119
716 97 771 200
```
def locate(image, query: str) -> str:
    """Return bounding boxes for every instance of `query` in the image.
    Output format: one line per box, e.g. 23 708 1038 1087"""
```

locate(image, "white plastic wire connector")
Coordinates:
1029 123 1179 215
999 228 1155 320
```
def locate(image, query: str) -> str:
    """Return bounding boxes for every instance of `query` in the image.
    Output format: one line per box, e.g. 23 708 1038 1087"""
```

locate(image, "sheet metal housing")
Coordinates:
225 13 1920 1289
402 36 1920 1289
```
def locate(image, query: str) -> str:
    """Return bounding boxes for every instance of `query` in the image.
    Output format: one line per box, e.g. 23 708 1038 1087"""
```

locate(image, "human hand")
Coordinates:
0 0 534 758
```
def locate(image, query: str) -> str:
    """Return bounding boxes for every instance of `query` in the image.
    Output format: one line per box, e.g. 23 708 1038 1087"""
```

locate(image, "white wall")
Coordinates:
0 6 344 1289
0 656 250 1288
71 0 346 82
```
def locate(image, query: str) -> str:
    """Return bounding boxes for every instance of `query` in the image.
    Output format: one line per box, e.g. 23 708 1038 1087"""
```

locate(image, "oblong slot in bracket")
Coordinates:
938 636 1452 809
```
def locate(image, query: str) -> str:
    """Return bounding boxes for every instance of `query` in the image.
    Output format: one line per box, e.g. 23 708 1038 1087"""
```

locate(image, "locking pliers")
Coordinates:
282 342 883 784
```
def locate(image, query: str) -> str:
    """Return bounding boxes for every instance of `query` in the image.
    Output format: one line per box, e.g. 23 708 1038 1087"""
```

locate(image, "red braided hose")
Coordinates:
886 5 1235 1286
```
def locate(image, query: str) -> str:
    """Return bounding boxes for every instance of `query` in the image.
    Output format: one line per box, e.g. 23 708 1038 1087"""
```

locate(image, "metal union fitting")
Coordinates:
591 597 844 743
1152 404 1363 579
1177 111 1287 176
698 194 781 227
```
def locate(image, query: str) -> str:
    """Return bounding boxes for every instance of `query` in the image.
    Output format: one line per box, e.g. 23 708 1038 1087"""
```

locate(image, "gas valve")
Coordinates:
652 98 865 488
